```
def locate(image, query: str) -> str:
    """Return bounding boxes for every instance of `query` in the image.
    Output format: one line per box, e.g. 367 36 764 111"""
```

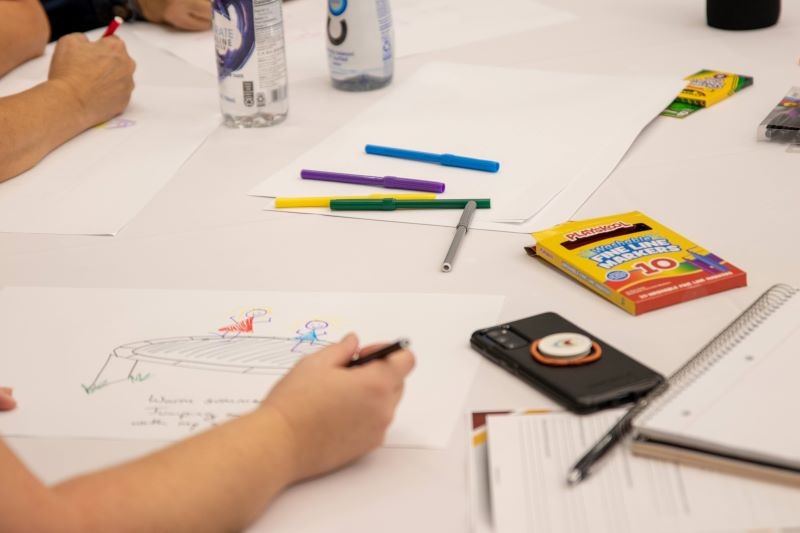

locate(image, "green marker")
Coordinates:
329 198 490 211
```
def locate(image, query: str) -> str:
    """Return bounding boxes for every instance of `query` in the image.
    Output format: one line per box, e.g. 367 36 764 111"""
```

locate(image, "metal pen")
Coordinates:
441 200 477 272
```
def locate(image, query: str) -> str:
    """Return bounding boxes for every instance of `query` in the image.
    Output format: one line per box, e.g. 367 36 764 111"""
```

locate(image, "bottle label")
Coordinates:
213 0 288 113
327 0 394 81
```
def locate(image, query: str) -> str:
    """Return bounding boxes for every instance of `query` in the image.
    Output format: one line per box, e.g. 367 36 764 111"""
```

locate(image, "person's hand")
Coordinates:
47 33 136 130
261 333 415 482
138 0 212 31
0 387 16 411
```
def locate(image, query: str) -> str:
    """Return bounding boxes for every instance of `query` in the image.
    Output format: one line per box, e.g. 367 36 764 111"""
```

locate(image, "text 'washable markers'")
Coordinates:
300 169 445 193
364 144 500 173
275 193 437 208
329 198 490 211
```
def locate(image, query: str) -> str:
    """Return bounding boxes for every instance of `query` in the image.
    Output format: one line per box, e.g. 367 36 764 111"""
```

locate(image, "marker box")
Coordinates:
675 69 753 108
525 211 747 315
757 87 800 144
661 69 753 119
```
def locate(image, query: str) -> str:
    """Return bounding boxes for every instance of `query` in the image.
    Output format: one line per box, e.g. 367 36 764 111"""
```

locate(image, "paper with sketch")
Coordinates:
485 410 800 533
0 78 219 235
130 0 574 81
0 287 503 448
249 63 685 233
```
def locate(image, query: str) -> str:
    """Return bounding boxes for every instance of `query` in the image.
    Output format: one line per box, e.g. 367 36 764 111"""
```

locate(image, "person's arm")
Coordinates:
41 0 211 40
0 387 15 410
137 0 212 31
0 0 50 75
0 334 414 532
0 32 135 183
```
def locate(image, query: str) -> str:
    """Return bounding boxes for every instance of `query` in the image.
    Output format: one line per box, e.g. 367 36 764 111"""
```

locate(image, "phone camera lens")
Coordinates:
487 328 528 350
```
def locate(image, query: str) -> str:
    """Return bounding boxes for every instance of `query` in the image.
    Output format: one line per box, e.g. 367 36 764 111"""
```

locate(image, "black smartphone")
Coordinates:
470 312 664 413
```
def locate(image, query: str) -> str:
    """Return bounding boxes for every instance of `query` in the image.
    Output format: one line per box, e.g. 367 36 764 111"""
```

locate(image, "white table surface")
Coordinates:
2 0 800 531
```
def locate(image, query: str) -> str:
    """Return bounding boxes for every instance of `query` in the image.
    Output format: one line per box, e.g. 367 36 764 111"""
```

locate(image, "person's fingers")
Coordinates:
173 13 210 31
59 32 89 44
384 349 415 379
0 387 17 411
96 35 127 54
357 342 390 356
312 333 359 367
190 0 212 22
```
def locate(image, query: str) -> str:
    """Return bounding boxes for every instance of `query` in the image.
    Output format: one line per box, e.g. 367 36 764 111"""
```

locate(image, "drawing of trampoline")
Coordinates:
86 335 330 391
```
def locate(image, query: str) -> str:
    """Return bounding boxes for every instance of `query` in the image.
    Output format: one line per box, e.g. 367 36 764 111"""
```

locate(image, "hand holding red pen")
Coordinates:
48 32 136 130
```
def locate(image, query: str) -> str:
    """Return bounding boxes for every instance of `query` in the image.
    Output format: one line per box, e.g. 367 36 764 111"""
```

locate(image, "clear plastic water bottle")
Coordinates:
212 0 289 127
326 0 394 91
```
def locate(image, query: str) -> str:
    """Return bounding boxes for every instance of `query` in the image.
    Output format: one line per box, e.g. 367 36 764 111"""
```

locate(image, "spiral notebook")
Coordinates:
631 284 800 486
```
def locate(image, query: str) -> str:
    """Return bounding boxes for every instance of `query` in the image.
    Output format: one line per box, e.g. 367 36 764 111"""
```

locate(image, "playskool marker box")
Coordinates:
526 211 747 315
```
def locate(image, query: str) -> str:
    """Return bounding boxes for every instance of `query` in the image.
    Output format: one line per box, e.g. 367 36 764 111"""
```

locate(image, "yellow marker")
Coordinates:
275 193 436 208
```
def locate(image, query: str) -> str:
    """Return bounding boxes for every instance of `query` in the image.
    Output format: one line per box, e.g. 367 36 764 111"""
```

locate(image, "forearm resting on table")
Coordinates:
0 0 49 75
0 81 100 183
0 405 299 533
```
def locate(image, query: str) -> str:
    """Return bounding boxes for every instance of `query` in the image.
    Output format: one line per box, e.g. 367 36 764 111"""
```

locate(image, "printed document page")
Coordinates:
486 410 800 533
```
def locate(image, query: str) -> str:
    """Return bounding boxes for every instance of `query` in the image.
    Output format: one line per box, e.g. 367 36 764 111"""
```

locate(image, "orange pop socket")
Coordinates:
530 332 602 366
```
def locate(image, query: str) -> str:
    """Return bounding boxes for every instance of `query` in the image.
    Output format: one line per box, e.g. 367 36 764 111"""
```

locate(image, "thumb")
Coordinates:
0 387 17 411
313 333 359 367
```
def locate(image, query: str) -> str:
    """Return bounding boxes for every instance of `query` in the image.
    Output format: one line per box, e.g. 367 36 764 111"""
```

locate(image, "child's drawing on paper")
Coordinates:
217 308 272 337
292 320 329 352
83 309 331 394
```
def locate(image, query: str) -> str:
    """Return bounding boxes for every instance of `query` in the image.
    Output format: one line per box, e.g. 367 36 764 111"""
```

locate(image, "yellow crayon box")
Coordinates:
526 212 747 315
675 69 753 108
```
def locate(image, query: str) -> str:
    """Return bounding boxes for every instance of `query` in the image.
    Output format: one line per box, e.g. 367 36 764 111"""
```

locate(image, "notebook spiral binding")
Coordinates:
634 284 798 424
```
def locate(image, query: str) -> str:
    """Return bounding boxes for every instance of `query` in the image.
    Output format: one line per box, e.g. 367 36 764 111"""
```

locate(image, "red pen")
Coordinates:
102 16 124 37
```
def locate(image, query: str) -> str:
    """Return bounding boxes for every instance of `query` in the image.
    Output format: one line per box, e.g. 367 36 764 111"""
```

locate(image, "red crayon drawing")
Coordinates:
218 315 255 334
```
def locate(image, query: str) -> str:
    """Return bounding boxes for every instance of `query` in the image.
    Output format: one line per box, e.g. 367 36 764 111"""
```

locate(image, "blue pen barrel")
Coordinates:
365 144 441 163
440 154 500 173
365 144 500 173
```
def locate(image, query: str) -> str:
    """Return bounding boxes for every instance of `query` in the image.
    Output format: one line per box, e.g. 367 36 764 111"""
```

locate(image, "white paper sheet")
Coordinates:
0 40 220 236
249 62 686 232
129 0 575 81
467 410 550 533
0 287 503 448
485 410 800 533
128 24 217 76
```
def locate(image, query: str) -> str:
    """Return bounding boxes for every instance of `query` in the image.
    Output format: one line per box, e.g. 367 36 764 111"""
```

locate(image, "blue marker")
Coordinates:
365 144 500 173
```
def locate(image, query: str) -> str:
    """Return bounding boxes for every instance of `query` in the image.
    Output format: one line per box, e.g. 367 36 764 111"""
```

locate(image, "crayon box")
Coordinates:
675 69 753 108
526 212 747 315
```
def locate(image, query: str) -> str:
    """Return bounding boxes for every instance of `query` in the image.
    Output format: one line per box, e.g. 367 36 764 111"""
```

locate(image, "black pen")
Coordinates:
566 385 666 485
346 338 410 367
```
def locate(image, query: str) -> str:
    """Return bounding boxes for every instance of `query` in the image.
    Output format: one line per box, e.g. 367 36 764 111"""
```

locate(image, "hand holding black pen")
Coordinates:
347 338 411 367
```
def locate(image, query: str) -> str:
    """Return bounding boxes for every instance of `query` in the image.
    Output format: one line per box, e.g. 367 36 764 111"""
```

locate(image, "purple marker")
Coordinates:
300 169 445 193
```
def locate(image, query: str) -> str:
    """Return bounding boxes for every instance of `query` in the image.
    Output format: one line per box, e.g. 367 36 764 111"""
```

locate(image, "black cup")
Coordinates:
707 0 780 30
